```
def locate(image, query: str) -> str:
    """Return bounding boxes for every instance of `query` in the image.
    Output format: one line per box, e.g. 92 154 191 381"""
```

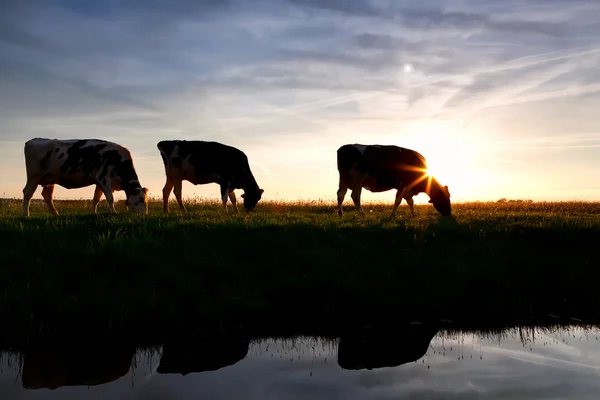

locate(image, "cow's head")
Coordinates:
428 183 452 217
125 187 149 214
241 187 264 211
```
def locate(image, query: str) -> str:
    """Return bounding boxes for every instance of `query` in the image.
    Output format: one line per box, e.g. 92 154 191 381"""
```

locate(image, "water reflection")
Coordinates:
2 324 600 398
21 344 136 389
337 323 439 370
157 334 250 375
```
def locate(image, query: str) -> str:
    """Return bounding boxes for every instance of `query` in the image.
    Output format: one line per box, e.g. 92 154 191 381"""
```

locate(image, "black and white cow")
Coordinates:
22 138 149 216
157 140 264 213
336 144 452 217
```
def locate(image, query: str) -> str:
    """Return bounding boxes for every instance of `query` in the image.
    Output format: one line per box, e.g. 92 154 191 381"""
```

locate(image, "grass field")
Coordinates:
1 197 600 346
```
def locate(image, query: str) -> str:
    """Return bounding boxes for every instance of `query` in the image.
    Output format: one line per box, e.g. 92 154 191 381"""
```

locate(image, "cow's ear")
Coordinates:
259 189 264 194
241 193 246 199
428 199 433 203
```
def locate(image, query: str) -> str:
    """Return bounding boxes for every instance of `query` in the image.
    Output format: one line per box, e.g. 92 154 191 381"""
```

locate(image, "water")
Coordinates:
2 324 600 399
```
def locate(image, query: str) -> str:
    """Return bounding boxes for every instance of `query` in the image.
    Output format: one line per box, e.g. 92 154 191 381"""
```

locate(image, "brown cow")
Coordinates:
336 144 452 217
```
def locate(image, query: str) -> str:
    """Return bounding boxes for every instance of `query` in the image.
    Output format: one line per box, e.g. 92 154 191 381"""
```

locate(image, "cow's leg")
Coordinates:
173 180 186 212
162 180 175 213
405 196 416 217
105 190 117 214
41 184 59 216
391 189 404 218
228 189 239 213
220 184 229 214
337 180 348 216
22 179 38 217
350 185 365 215
392 188 415 218
402 188 415 217
91 185 104 214
98 181 117 214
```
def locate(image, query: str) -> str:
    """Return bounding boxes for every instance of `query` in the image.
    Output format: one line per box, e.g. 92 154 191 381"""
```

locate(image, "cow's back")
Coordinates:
24 138 59 160
25 137 55 151
362 145 426 171
158 140 248 174
337 144 428 172
24 138 134 187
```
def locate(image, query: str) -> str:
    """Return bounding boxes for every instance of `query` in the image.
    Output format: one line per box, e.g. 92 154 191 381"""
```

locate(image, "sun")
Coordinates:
399 120 483 198
424 154 457 184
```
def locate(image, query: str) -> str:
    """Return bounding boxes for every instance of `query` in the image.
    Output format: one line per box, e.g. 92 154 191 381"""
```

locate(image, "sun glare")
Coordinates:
400 121 485 199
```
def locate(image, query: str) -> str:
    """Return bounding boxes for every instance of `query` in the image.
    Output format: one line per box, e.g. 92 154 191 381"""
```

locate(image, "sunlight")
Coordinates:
399 120 487 200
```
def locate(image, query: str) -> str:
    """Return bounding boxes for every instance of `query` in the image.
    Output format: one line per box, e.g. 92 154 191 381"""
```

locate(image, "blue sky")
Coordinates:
1 0 600 203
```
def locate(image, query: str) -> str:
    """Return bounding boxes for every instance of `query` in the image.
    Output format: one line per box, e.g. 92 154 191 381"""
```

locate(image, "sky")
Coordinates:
1 0 600 204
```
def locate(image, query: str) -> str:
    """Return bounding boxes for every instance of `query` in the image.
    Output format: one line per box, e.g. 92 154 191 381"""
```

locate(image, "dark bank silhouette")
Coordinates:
157 334 250 375
21 344 136 390
337 323 439 370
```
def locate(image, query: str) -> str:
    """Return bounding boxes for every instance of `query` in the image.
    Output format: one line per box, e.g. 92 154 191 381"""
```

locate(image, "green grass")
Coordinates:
1 197 600 345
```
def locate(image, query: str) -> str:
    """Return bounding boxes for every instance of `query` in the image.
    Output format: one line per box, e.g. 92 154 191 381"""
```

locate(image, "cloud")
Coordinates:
399 8 566 37
285 1 570 38
0 0 593 119
353 33 421 51
285 0 383 17
0 18 65 56
0 59 160 110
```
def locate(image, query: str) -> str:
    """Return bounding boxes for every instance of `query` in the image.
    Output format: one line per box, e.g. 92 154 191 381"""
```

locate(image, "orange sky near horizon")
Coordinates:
2 110 599 205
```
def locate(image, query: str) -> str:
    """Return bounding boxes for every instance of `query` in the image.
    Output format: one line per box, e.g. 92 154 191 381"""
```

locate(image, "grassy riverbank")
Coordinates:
1 197 600 345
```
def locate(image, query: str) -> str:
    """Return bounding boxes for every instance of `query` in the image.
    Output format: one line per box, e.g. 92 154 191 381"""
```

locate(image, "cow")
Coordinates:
157 140 264 213
336 144 452 218
22 138 149 217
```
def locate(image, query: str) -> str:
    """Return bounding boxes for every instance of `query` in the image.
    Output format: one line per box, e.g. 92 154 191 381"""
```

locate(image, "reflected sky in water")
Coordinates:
2 326 600 399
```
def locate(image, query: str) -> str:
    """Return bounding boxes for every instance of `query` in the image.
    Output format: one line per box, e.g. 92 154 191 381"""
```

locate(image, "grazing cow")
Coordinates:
157 140 264 213
22 138 149 217
336 144 452 217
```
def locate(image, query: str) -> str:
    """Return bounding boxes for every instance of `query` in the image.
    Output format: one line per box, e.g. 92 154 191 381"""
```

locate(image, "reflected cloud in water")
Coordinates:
2 324 600 399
